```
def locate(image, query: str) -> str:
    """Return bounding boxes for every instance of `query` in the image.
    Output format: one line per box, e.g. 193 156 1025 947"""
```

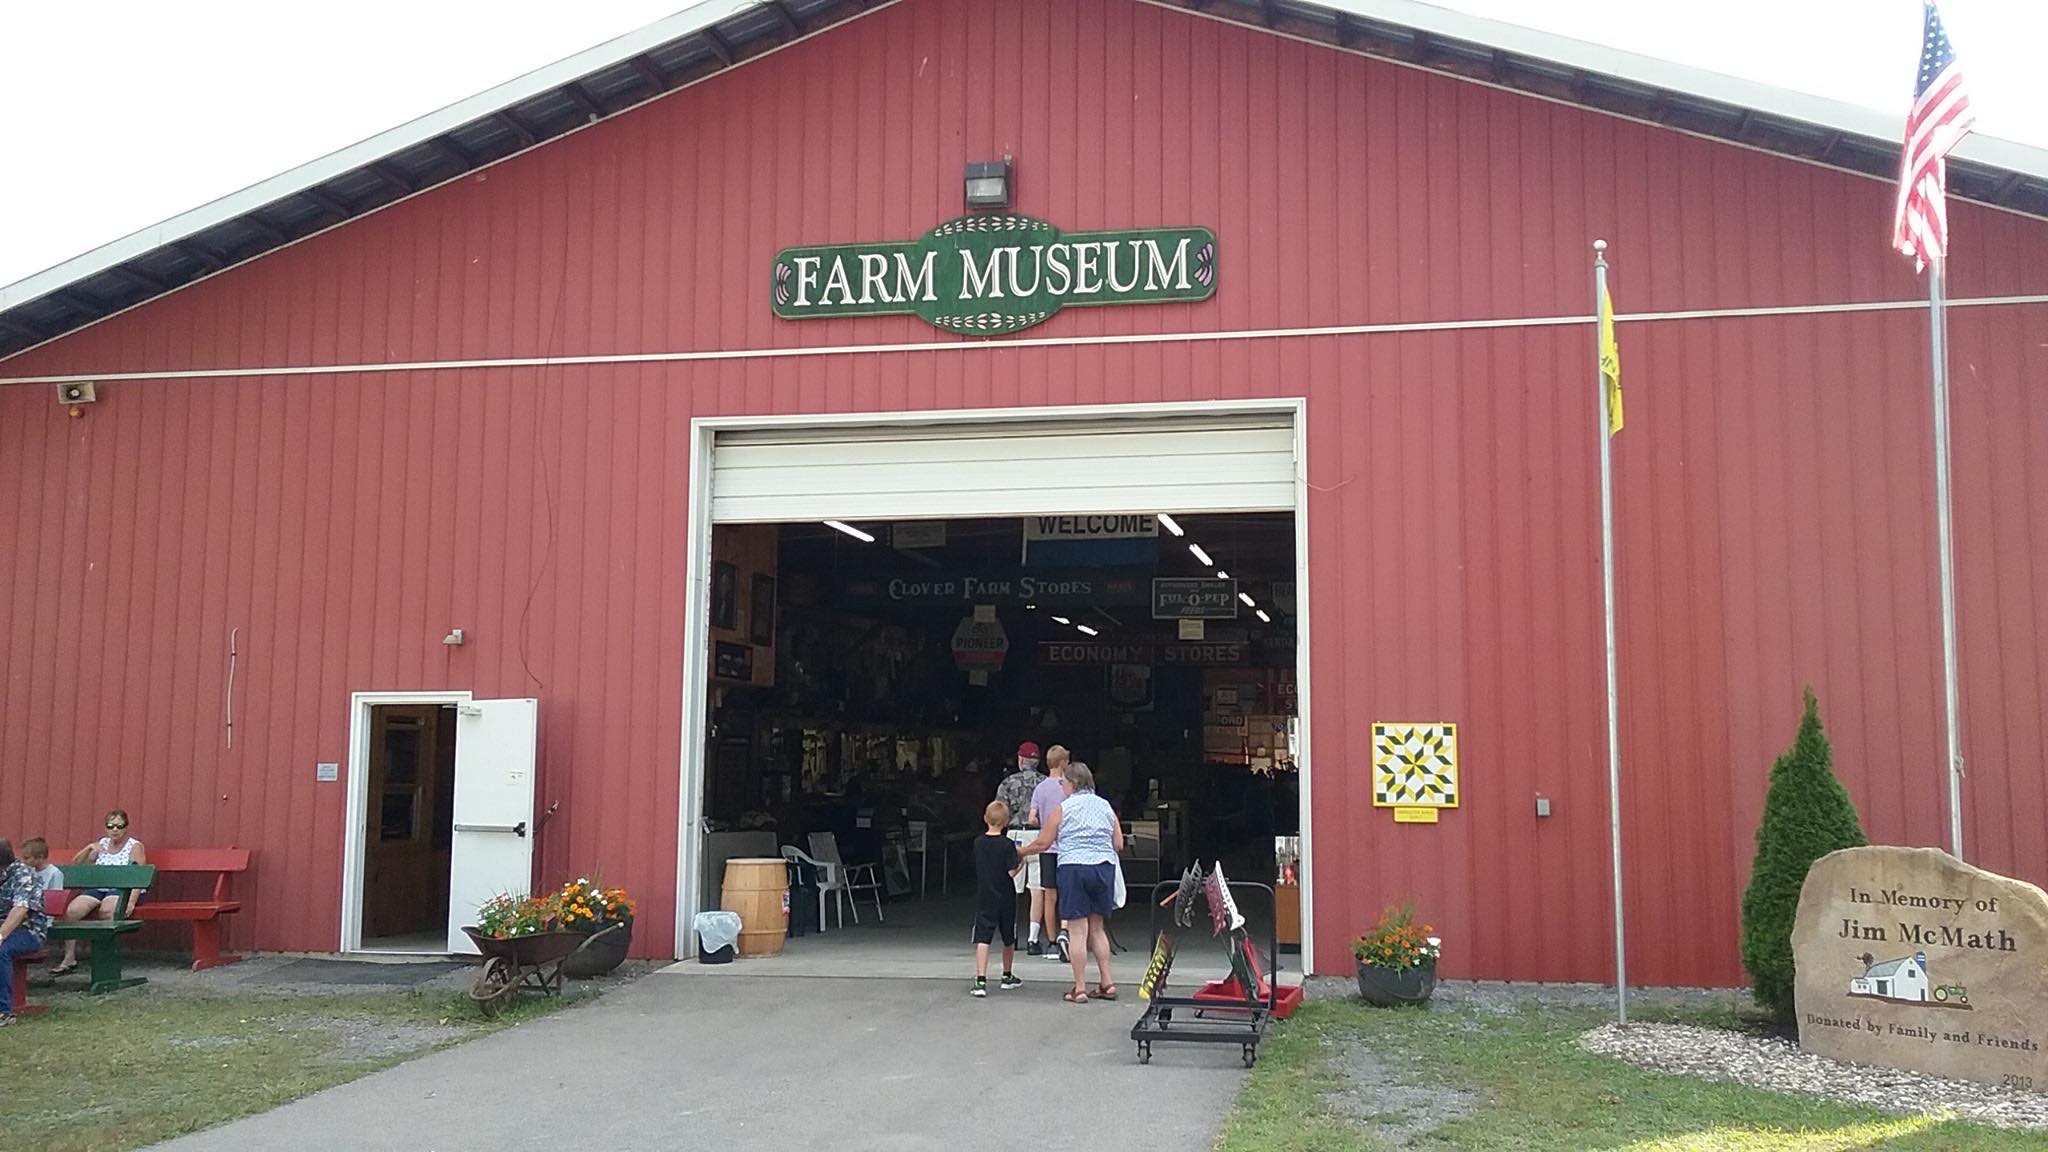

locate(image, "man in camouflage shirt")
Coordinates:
994 742 1050 953
0 838 51 1024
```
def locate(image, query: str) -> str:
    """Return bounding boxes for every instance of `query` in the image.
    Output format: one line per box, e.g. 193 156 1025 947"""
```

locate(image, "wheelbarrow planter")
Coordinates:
462 927 598 1018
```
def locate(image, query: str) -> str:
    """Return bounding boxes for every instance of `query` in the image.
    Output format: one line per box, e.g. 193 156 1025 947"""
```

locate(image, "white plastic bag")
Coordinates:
1113 857 1128 910
694 910 742 954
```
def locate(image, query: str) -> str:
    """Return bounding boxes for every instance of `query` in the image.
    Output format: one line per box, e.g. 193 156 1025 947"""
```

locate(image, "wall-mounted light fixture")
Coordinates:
442 628 466 646
964 158 1012 211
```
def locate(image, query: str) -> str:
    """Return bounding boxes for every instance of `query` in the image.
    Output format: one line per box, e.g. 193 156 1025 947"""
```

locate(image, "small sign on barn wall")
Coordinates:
772 214 1215 335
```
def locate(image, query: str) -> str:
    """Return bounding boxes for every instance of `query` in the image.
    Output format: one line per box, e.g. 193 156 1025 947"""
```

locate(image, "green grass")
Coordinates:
1217 997 2037 1151
4 986 576 1152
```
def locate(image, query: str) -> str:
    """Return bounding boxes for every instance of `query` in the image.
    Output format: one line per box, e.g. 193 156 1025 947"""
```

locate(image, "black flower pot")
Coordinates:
562 921 632 979
1354 960 1437 1006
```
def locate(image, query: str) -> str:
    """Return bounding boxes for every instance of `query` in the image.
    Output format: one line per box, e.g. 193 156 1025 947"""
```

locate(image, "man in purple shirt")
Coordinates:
1027 745 1072 962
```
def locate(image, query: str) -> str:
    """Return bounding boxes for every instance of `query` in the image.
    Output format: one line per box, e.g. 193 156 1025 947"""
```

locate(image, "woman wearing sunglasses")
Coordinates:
49 809 147 977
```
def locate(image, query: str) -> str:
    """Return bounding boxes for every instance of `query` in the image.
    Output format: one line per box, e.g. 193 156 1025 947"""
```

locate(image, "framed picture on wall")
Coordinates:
711 561 738 629
714 640 753 681
750 574 777 645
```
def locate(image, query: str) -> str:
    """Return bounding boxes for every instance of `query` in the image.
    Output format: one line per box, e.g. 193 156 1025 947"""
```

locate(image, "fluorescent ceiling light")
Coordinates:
1188 543 1213 566
1256 609 1272 623
1025 604 1037 610
1215 570 1229 580
823 520 875 543
1239 592 1256 607
1156 513 1184 537
1075 624 1099 636
1052 616 1072 625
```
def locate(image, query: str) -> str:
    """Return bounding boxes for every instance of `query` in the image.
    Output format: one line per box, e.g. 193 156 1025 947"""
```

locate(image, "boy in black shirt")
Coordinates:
971 800 1025 996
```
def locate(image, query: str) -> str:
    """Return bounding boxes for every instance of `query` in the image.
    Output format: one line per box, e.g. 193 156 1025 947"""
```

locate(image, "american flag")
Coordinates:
1892 1 1976 272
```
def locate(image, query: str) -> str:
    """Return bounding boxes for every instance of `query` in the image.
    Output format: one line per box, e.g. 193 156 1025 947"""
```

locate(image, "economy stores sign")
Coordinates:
772 214 1215 334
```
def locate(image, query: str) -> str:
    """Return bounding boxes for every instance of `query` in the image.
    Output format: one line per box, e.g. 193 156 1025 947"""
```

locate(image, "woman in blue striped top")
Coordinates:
1014 762 1125 1003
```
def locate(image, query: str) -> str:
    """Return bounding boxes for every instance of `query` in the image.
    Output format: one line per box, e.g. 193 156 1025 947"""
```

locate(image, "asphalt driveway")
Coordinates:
148 973 1249 1151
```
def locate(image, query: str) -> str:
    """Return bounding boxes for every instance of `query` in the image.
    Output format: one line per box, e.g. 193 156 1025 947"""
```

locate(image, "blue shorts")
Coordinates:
1056 861 1117 921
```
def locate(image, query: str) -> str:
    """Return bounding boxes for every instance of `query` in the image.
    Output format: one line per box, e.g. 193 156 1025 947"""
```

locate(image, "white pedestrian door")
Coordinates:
445 698 539 955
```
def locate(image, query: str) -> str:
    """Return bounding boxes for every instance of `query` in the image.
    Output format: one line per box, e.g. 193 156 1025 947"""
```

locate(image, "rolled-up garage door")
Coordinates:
709 410 1296 523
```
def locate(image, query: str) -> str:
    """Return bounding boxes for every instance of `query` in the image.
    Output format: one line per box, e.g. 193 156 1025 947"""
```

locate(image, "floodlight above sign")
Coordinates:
772 214 1215 335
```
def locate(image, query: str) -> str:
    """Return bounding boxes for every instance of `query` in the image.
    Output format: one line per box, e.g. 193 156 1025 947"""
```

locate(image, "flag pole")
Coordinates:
1594 239 1627 1025
1929 256 1965 859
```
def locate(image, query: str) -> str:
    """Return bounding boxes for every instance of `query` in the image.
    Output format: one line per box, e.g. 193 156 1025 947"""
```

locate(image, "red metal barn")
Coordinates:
2 0 2045 985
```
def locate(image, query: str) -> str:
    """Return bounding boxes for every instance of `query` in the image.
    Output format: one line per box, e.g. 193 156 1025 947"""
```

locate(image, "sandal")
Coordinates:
1063 988 1091 1004
1091 984 1119 1001
48 961 78 977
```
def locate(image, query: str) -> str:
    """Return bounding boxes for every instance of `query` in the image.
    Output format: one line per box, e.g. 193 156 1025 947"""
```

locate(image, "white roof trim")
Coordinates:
1306 0 2048 180
0 0 760 312
6 0 2046 319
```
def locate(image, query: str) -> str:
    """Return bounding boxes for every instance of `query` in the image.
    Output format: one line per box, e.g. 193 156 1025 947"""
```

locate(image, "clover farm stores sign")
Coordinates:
771 214 1216 334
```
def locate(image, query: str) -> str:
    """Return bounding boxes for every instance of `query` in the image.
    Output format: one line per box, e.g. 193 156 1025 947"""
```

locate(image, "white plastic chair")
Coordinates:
809 832 885 923
782 844 847 932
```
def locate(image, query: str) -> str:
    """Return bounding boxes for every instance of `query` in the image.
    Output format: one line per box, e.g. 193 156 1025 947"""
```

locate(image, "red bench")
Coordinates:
130 848 250 970
7 885 64 1016
8 943 50 1016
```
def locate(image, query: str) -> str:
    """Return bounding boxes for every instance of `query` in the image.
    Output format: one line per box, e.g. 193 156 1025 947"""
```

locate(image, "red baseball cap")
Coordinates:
1017 741 1041 758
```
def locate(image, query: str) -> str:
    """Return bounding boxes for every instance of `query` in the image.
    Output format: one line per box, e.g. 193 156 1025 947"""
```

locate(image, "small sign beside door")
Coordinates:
316 762 340 782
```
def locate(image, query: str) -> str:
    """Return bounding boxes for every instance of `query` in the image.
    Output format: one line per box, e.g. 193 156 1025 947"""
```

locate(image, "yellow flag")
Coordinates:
1599 282 1623 436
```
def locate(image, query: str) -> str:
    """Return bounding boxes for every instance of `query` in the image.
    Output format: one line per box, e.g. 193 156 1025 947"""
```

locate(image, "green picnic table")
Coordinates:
47 863 156 994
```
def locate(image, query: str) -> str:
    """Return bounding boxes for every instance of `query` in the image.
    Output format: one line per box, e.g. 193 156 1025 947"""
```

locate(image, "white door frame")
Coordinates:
340 689 473 954
675 397 1316 973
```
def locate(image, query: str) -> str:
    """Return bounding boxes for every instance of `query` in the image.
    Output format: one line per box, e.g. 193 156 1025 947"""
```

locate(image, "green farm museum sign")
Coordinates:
771 213 1216 335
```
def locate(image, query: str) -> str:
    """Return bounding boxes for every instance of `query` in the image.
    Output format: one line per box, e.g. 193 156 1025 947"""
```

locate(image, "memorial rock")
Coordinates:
1793 846 2047 1089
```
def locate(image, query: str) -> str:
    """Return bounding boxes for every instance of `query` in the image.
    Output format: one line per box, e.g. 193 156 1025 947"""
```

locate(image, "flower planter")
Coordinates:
1354 960 1437 1007
561 921 632 979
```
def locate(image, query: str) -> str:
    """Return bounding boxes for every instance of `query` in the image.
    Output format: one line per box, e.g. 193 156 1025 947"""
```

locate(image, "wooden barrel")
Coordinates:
720 857 789 957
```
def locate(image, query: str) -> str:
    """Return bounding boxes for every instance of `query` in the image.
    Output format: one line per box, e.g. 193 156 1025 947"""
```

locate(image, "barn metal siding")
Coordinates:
3 0 2046 981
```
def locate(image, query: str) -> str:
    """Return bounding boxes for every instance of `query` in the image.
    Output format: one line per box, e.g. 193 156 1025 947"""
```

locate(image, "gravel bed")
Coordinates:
1302 975 1746 1016
1581 1022 2048 1131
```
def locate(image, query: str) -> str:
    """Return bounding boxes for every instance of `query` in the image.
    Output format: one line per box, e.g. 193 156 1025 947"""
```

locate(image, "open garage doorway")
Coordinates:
675 402 1315 981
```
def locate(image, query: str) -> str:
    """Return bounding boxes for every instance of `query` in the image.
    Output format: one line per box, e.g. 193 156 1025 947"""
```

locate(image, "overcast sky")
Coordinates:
2 0 2043 291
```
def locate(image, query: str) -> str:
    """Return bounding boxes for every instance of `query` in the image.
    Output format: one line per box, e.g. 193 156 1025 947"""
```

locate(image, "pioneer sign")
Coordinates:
950 616 1009 670
771 214 1215 334
1792 846 2048 1089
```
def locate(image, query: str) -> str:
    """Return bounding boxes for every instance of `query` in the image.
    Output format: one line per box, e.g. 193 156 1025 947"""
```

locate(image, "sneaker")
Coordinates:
0 1014 12 1027
1000 973 1024 990
1042 945 1065 960
1026 940 1043 956
970 977 988 998
1054 934 1071 964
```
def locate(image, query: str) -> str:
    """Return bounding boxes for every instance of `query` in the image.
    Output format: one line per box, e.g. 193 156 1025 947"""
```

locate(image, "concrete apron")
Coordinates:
148 968 1248 1152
